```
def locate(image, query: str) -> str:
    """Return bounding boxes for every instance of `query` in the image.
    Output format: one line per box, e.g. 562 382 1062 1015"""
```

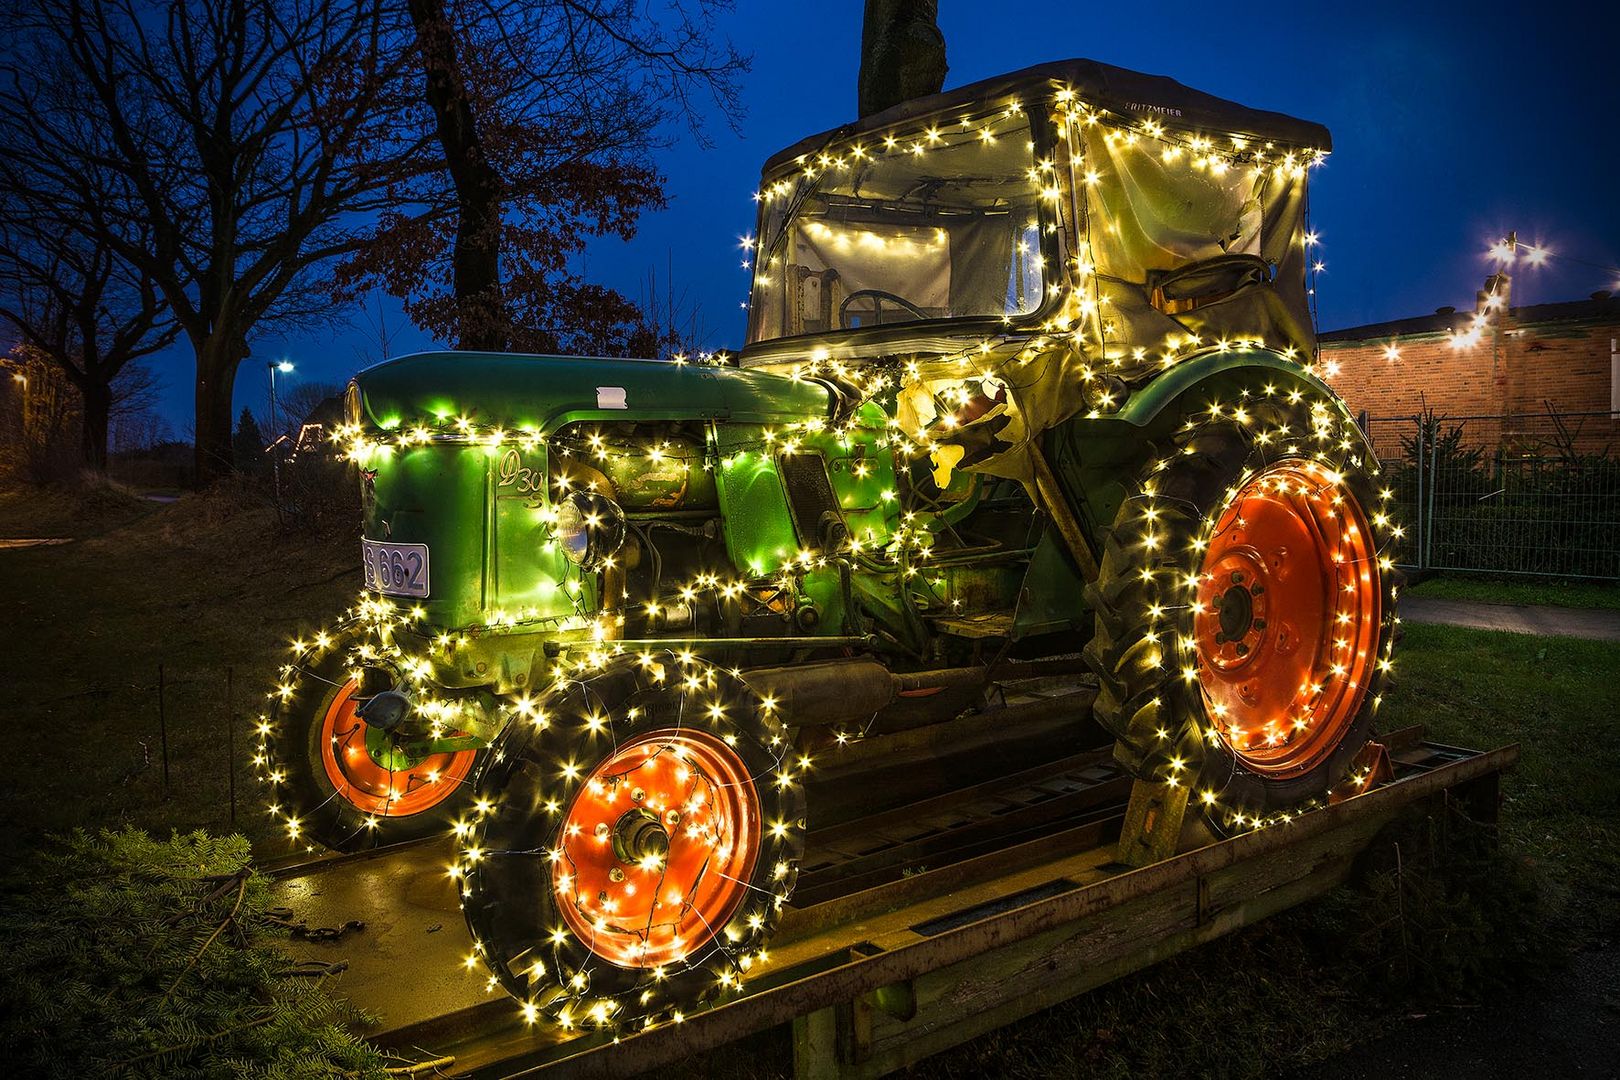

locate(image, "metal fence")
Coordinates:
1360 410 1620 580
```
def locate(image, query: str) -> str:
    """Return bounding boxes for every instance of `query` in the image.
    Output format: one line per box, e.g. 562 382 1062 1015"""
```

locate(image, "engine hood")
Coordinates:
349 351 832 434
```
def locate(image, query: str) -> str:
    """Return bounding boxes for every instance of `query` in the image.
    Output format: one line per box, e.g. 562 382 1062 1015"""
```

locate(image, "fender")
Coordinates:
1114 347 1347 432
1042 348 1355 554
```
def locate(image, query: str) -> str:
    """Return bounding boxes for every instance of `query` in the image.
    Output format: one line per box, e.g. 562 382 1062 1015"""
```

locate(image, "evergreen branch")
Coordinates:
115 1010 276 1068
162 868 251 1001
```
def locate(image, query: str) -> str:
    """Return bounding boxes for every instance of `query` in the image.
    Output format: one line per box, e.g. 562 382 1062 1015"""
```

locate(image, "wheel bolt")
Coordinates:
1231 571 1244 583
1235 643 1250 657
594 822 610 838
1253 619 1267 631
609 867 625 882
664 809 681 826
631 787 645 802
1214 632 1227 644
1251 584 1265 595
1212 595 1223 610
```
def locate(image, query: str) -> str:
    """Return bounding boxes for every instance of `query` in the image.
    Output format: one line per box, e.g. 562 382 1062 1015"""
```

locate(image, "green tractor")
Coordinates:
259 58 1397 1028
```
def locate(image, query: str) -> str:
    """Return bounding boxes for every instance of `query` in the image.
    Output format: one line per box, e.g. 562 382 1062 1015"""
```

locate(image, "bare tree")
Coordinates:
0 201 177 471
339 0 748 355
274 379 344 438
0 0 436 482
858 0 947 117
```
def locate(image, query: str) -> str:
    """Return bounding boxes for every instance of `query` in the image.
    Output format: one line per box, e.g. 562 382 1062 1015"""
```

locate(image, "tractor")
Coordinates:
259 57 1397 1029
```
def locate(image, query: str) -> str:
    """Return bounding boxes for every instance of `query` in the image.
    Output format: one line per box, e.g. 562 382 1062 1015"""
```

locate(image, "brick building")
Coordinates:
1319 288 1620 429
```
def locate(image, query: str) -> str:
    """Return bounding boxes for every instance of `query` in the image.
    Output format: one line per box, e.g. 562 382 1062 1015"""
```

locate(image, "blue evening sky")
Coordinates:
155 0 1616 432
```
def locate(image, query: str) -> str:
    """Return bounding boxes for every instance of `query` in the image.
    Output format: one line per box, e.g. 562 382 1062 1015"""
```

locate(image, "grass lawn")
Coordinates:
1406 572 1620 611
0 483 154 540
3 485 1615 1078
0 485 355 859
1381 623 1620 905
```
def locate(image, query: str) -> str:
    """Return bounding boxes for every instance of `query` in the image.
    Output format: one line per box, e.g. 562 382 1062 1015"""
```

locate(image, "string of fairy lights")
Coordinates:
1120 387 1400 819
255 80 1402 1033
1337 233 1619 367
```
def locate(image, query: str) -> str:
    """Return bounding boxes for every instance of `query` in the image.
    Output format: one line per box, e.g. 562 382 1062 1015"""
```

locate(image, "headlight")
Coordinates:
554 491 627 570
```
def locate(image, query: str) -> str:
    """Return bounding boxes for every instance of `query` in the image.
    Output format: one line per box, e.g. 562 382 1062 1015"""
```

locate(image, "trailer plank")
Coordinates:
268 738 1517 1079
448 744 1517 1077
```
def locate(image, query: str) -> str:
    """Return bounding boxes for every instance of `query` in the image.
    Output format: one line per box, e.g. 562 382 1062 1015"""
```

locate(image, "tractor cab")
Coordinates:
740 58 1330 488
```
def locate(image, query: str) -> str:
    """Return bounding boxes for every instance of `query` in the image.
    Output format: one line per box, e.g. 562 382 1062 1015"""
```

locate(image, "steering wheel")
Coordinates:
839 289 931 329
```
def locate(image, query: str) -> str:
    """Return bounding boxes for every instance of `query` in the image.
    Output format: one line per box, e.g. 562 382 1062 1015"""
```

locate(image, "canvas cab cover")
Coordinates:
741 58 1331 482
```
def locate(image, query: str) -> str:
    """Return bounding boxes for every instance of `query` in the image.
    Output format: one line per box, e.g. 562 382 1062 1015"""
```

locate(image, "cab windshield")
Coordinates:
746 112 1049 345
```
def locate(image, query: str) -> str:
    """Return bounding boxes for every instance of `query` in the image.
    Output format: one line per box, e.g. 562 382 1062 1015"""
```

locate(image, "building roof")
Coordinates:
1321 294 1620 345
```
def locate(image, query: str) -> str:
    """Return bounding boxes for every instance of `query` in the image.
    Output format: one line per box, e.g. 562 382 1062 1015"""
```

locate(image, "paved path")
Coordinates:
0 538 71 550
1401 595 1620 642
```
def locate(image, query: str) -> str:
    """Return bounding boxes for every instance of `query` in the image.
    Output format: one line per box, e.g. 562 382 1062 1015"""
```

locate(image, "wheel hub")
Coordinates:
1216 582 1256 644
1190 459 1382 777
611 808 671 865
553 728 761 969
318 678 477 817
362 723 432 772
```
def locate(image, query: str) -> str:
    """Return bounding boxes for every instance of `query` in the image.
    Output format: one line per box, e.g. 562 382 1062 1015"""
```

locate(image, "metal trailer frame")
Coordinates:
269 718 1515 1079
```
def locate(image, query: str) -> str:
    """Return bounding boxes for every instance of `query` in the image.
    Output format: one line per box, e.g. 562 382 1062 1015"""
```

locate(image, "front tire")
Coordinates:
259 621 483 852
1083 376 1399 829
459 653 806 1031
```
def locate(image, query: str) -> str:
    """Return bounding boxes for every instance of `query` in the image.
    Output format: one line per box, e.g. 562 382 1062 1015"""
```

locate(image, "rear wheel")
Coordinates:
459 653 805 1031
1083 377 1399 828
259 621 482 852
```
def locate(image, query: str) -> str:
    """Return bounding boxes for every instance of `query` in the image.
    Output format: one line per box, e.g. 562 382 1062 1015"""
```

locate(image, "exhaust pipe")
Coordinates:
744 656 1094 729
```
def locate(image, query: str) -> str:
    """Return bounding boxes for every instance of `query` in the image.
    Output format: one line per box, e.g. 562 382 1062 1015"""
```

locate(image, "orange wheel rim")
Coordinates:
318 679 476 816
553 728 761 969
1193 459 1381 777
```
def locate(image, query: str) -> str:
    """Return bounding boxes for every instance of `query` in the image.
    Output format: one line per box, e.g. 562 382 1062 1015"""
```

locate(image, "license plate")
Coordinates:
362 540 430 598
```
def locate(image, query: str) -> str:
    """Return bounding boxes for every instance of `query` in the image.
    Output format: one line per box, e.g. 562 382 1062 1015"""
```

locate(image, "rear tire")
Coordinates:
1082 377 1399 829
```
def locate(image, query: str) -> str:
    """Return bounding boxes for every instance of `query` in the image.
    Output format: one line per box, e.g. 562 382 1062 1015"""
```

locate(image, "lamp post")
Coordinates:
268 359 294 504
0 358 29 438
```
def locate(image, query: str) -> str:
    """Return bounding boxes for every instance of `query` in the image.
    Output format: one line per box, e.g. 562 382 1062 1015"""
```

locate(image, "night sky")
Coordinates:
161 0 1617 433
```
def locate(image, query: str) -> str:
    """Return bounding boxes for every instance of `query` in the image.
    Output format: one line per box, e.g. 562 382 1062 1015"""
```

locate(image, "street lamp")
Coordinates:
269 358 294 416
267 358 295 437
0 358 29 432
268 359 294 504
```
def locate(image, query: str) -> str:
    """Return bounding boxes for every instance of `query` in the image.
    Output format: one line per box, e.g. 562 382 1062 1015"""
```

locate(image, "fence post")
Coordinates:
1425 418 1440 570
157 663 171 799
226 666 238 828
1411 417 1424 572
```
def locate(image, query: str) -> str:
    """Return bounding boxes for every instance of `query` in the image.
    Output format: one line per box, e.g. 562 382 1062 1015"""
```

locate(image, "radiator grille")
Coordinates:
778 453 842 549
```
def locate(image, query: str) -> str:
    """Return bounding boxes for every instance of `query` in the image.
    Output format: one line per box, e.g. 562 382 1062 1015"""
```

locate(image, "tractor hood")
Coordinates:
348 351 832 435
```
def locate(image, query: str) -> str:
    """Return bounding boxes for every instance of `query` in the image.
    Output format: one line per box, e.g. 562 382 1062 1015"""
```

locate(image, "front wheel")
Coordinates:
258 621 483 852
459 653 805 1031
1083 378 1399 829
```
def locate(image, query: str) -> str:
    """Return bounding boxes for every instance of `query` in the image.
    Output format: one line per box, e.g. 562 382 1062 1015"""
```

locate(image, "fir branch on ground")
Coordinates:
0 828 386 1079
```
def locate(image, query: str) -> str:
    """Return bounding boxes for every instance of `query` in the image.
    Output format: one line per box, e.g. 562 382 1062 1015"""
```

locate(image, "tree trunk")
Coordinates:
407 0 507 352
193 336 246 484
80 379 111 474
858 0 948 118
